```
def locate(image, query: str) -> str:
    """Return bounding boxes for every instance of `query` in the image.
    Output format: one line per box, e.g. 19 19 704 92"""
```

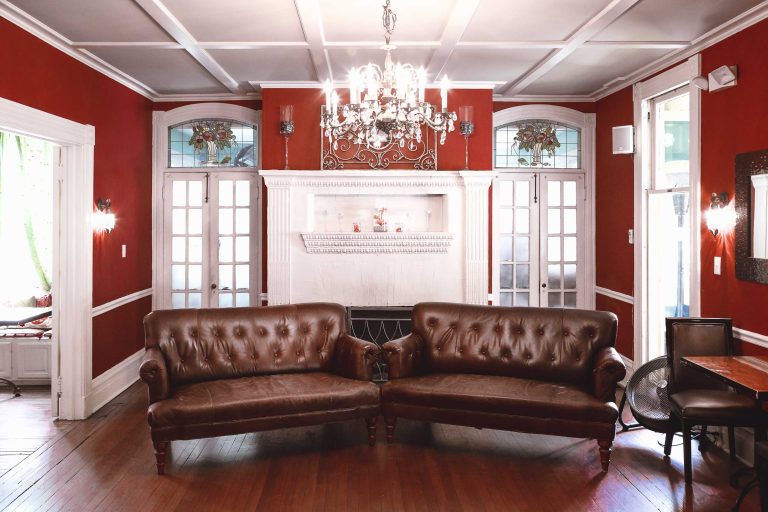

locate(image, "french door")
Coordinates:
495 172 586 308
162 171 259 309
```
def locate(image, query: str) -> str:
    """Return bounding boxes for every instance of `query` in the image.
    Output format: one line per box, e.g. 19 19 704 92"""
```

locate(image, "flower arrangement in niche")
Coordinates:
512 122 560 167
189 120 237 166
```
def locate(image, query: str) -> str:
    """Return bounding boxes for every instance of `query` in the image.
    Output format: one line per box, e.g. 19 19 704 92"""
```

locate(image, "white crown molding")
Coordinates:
301 232 454 254
91 288 153 317
0 1 157 100
593 0 768 100
493 94 596 103
153 93 261 102
594 286 634 305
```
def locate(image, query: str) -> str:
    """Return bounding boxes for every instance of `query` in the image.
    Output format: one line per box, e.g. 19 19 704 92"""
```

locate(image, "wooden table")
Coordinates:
0 307 52 396
682 356 768 511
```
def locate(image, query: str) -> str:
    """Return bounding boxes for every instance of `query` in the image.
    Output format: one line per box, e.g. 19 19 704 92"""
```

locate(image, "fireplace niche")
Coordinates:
261 170 494 307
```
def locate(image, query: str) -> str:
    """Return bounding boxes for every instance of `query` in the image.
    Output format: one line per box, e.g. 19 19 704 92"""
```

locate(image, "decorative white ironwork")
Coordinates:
301 232 453 254
320 0 456 169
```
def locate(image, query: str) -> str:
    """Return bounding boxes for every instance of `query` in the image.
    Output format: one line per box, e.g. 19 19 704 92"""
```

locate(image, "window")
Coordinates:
168 118 257 168
494 120 580 169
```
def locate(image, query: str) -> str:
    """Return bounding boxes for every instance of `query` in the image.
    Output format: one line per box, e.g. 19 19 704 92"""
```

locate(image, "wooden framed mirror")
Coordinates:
735 148 768 283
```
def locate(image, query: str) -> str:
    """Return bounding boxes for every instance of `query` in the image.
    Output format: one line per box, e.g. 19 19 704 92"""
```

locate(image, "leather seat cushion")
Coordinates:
670 389 758 423
148 372 380 428
381 373 617 423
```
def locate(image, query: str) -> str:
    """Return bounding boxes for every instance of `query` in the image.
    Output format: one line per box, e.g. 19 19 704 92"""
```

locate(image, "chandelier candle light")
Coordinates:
459 106 474 170
279 105 295 170
320 0 456 159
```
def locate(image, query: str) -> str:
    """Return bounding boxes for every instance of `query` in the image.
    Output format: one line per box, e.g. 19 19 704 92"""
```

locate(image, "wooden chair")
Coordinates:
666 317 761 485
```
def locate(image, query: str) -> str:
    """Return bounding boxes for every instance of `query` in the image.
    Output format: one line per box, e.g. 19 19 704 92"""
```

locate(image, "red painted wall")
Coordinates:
262 88 493 170
0 18 153 377
594 17 768 359
699 19 768 345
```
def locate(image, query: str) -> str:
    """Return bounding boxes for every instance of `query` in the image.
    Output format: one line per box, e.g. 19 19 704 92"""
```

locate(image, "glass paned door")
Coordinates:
209 175 258 308
166 173 208 309
163 172 259 309
498 174 537 307
540 175 583 308
496 172 585 308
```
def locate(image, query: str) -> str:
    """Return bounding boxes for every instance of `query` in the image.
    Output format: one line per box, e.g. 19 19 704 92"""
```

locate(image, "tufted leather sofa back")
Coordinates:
412 302 617 386
144 303 347 386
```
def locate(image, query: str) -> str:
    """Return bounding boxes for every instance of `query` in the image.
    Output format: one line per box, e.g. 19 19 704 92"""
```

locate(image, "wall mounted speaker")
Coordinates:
612 125 634 154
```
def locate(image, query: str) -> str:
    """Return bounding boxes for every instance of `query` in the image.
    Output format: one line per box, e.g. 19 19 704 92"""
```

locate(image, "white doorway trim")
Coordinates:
632 55 702 365
152 103 262 310
491 104 596 309
0 96 95 420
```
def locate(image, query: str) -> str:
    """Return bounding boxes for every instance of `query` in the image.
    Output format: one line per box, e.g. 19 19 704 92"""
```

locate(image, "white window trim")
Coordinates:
0 96 95 420
491 105 596 309
633 55 702 365
152 103 262 310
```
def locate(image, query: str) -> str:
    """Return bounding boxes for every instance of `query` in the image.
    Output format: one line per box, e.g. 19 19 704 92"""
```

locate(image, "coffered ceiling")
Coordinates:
1 0 767 101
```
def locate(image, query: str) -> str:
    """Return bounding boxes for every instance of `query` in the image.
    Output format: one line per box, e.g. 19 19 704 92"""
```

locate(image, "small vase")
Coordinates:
531 143 543 167
205 140 218 166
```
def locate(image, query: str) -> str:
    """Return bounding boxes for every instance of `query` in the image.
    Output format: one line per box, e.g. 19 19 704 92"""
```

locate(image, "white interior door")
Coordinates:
495 172 586 308
162 171 259 309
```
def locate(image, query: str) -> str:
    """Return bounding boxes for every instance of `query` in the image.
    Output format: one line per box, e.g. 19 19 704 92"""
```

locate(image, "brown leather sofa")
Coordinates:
140 303 380 474
381 302 626 470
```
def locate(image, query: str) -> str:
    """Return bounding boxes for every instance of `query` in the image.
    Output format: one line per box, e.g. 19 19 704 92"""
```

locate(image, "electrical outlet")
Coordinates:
122 244 127 258
714 256 721 275
628 229 634 245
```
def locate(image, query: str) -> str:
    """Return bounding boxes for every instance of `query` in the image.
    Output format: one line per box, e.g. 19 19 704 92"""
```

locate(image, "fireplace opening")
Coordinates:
347 306 412 382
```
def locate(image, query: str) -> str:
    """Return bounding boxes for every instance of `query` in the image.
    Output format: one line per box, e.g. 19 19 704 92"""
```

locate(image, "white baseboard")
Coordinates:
84 349 143 416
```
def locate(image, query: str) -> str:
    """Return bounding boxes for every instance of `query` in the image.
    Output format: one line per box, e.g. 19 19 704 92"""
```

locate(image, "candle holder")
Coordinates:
459 106 474 170
279 105 294 170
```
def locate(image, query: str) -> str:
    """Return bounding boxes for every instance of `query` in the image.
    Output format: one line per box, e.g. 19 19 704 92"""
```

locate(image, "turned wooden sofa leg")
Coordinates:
385 417 397 444
598 439 613 471
365 416 378 447
153 441 169 475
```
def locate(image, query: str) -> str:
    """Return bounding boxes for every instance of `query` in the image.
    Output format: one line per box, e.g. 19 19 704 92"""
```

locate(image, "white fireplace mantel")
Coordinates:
261 169 495 307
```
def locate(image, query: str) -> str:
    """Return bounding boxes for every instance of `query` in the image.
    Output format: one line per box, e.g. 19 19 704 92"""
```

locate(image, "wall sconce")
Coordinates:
94 198 116 234
279 105 295 170
705 192 735 236
459 106 474 170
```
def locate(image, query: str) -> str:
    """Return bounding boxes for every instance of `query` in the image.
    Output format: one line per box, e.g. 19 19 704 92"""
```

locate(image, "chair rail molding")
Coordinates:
595 286 634 304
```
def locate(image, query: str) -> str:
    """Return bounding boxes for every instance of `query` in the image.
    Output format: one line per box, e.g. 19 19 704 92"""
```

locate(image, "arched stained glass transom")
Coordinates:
494 120 581 169
168 118 258 168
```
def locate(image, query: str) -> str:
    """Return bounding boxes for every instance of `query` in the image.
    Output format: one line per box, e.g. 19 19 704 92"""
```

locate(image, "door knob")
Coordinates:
541 283 547 289
211 283 217 290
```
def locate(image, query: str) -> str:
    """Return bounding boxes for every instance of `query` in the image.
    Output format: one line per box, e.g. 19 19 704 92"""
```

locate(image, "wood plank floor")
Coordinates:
0 384 761 511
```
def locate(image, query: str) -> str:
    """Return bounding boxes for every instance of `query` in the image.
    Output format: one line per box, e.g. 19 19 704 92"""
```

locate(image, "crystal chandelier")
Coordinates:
320 0 457 151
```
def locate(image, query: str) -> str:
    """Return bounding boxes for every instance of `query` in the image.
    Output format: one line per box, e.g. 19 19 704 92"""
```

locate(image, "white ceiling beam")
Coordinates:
132 0 241 93
324 40 440 48
425 0 481 79
72 41 183 48
498 0 643 96
293 0 332 82
457 40 688 49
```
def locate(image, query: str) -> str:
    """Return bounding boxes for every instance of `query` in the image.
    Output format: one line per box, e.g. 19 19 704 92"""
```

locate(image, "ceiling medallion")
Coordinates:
320 0 457 170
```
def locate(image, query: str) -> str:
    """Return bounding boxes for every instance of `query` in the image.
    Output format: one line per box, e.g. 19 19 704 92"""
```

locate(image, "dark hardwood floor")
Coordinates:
0 384 761 511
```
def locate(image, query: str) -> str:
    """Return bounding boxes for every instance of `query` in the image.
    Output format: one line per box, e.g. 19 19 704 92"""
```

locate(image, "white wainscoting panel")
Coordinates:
0 342 12 378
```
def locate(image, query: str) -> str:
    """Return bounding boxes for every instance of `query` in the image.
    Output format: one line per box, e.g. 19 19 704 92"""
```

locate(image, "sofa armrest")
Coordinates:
592 347 626 403
334 333 380 381
139 347 170 404
382 333 425 379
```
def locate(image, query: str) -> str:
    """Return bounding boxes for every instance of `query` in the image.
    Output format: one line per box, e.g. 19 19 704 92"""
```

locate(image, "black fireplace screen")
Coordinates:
347 307 412 382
